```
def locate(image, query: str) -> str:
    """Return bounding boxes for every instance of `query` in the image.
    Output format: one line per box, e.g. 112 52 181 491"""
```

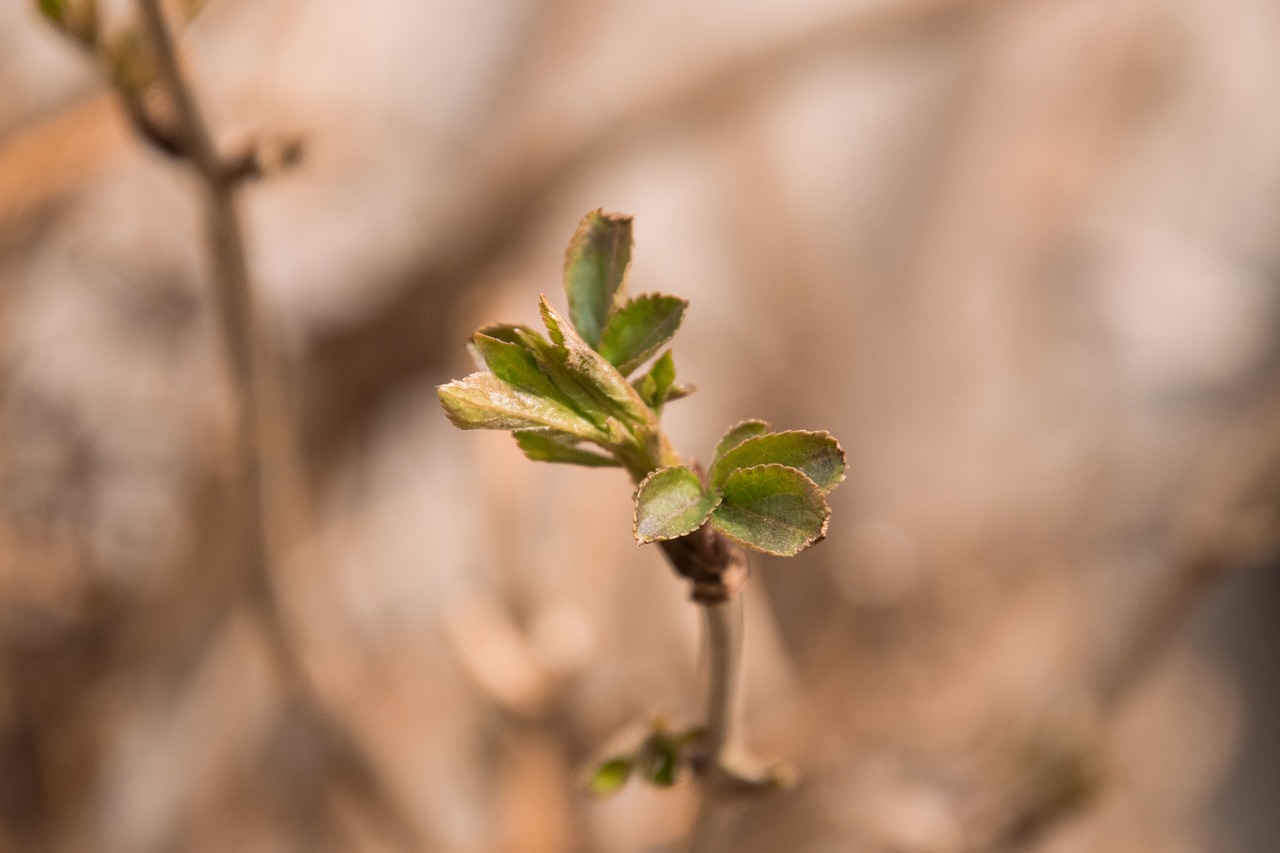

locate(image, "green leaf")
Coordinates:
476 322 540 346
709 430 846 494
596 294 687 376
539 296 655 429
637 733 679 787
514 432 619 467
437 372 601 439
710 464 830 556
472 334 562 400
586 756 634 796
38 0 67 22
503 326 609 429
634 466 722 543
564 210 632 347
633 350 677 412
665 381 696 403
710 420 770 466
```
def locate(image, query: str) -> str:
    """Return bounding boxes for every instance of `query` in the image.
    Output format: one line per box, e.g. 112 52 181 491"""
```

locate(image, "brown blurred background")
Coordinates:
2 0 1279 851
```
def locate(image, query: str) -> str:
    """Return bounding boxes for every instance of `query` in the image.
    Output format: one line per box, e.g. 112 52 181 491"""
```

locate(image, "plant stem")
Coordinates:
681 595 747 853
655 522 777 852
137 0 307 681
700 597 742 763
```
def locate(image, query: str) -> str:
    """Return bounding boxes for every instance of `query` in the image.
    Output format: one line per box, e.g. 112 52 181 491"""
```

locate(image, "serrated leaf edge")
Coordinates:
632 466 723 544
710 419 772 466
709 463 831 556
710 429 847 494
598 292 689 376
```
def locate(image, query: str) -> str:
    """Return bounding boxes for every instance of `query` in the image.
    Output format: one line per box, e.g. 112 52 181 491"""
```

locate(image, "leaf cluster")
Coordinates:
582 721 704 796
437 210 845 557
634 423 844 556
438 211 692 478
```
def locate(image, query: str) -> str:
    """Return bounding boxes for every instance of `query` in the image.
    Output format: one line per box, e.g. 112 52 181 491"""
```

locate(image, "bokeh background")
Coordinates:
2 0 1279 851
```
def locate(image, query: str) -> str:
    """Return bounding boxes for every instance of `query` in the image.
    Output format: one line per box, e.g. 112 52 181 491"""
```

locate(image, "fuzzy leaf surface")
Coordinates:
504 326 608 429
476 322 540 346
711 420 771 466
665 381 695 403
437 372 599 439
596 294 687 376
710 464 830 556
514 432 619 467
564 210 632 348
472 334 562 399
709 430 846 494
540 297 654 428
633 466 721 543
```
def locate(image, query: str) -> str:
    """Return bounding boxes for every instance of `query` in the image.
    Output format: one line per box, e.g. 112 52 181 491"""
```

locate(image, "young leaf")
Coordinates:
710 464 830 556
507 326 610 429
596 294 687 376
564 210 632 348
472 334 563 400
476 322 541 346
709 430 847 494
437 372 601 439
633 350 677 412
539 297 655 429
665 381 696 403
710 420 770 466
637 733 680 787
514 432 619 467
634 466 722 544
38 0 67 23
586 756 634 796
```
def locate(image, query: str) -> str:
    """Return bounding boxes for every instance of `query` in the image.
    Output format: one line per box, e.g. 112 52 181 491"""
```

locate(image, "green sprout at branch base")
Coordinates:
438 210 846 810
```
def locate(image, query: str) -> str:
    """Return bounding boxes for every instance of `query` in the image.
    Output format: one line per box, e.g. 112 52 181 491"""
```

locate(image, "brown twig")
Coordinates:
967 387 1280 853
136 0 307 681
124 4 423 849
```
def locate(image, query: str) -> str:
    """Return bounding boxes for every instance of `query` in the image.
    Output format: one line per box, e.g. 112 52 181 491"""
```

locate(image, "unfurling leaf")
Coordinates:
709 430 846 494
437 372 601 439
475 322 541 346
664 381 696 403
633 349 677 412
472 334 563 400
505 325 612 430
586 756 634 796
539 297 654 428
564 210 632 348
710 464 830 556
597 294 687 376
634 466 721 543
637 733 680 787
711 420 770 466
514 432 619 467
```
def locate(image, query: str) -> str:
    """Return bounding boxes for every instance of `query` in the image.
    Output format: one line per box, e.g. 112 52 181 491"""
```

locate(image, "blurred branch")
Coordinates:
135 0 306 685
102 3 420 848
965 386 1280 853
